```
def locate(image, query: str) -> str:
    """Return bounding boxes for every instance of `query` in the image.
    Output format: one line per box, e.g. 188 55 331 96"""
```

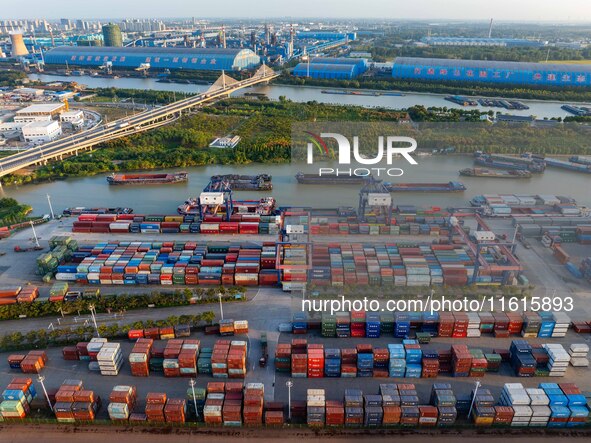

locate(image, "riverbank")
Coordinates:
28 73 584 119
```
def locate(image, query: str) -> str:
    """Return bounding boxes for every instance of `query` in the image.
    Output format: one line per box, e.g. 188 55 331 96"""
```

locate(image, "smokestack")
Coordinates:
10 31 29 57
488 18 493 39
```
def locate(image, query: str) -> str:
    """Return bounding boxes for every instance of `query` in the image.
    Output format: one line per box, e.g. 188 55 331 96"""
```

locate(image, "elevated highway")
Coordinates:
0 65 278 179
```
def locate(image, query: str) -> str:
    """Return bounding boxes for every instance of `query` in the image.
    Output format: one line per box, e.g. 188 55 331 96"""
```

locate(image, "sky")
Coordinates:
3 0 591 21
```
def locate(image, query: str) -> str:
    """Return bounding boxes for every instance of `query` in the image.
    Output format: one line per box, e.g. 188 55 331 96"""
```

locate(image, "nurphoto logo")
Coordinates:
304 131 418 177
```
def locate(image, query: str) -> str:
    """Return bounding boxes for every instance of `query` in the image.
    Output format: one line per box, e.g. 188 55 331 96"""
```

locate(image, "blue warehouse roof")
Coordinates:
292 63 360 79
44 46 260 71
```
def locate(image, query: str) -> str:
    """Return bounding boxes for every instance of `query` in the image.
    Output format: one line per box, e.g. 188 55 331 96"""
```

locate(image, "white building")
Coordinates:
15 103 66 123
22 120 62 143
60 110 84 128
209 135 241 148
0 121 27 132
12 87 45 97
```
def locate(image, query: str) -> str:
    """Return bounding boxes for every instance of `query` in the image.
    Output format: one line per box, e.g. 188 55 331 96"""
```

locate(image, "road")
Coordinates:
0 66 278 178
1 426 588 442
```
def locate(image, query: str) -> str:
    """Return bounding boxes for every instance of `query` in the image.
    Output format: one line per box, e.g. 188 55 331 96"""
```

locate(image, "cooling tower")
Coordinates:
10 31 29 57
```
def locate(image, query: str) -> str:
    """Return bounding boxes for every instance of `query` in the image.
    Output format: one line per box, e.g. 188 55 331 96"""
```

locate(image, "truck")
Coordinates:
14 245 44 252
259 332 268 367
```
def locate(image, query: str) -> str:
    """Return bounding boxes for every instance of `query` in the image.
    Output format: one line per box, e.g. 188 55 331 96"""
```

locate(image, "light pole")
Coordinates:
189 379 199 420
89 304 100 337
218 292 224 320
286 380 293 421
38 375 53 412
467 380 481 420
30 221 40 248
46 194 55 219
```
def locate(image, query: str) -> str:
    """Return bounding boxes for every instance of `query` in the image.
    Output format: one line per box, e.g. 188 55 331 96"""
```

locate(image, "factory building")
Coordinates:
297 31 356 41
44 46 261 71
102 23 123 47
392 57 591 87
22 120 62 143
292 57 368 79
14 103 66 123
422 37 546 48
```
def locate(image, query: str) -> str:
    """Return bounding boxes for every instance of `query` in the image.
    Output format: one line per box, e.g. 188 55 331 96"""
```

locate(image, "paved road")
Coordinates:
0 426 588 442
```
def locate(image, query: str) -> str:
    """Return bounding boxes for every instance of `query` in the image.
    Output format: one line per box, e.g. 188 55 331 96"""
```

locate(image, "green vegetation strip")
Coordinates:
0 286 246 321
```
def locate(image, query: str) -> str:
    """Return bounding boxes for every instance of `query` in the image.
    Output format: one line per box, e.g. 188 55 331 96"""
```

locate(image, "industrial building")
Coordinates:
297 31 356 41
292 57 368 79
422 37 546 48
102 23 123 47
21 120 62 143
43 46 261 71
392 57 591 87
14 103 66 123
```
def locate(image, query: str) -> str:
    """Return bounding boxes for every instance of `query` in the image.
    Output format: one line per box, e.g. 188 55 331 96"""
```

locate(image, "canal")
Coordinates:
3 156 590 216
28 73 588 120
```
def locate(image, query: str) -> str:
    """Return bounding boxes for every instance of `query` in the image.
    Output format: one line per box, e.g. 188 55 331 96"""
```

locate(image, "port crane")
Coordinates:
198 179 234 221
358 177 393 225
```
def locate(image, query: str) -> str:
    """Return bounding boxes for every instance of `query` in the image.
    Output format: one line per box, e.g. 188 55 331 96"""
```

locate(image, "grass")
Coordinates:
543 60 591 65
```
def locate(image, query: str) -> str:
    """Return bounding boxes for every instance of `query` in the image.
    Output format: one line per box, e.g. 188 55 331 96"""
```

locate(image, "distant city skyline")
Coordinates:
2 0 591 22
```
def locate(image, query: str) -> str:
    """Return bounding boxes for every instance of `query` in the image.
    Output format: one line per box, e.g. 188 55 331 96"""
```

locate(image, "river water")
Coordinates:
3 156 590 216
28 73 589 119
8 74 591 215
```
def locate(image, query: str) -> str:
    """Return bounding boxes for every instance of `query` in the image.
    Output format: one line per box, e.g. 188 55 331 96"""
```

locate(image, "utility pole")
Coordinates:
218 292 224 320
30 221 40 248
467 380 481 420
46 194 55 219
89 305 100 337
189 379 199 420
38 375 53 412
286 380 293 421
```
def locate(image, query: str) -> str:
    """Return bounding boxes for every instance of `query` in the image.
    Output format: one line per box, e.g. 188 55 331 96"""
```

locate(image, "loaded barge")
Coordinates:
545 157 591 174
445 95 477 106
210 174 272 190
474 152 546 173
460 168 532 179
107 172 188 185
63 207 133 216
384 181 466 192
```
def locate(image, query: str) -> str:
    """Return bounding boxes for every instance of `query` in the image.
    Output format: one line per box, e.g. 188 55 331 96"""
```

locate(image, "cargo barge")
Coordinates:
384 181 466 192
107 172 188 185
62 207 133 216
444 95 477 106
210 174 272 191
474 152 546 173
321 89 404 97
295 172 367 185
570 155 591 166
477 98 529 110
459 168 532 179
561 104 591 116
545 158 591 174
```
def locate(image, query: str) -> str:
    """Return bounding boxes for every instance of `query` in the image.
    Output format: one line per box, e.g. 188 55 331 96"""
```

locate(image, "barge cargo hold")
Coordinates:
295 172 366 185
459 168 532 179
444 95 478 106
384 181 466 192
474 153 546 173
107 172 188 185
545 158 591 174
210 174 272 191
